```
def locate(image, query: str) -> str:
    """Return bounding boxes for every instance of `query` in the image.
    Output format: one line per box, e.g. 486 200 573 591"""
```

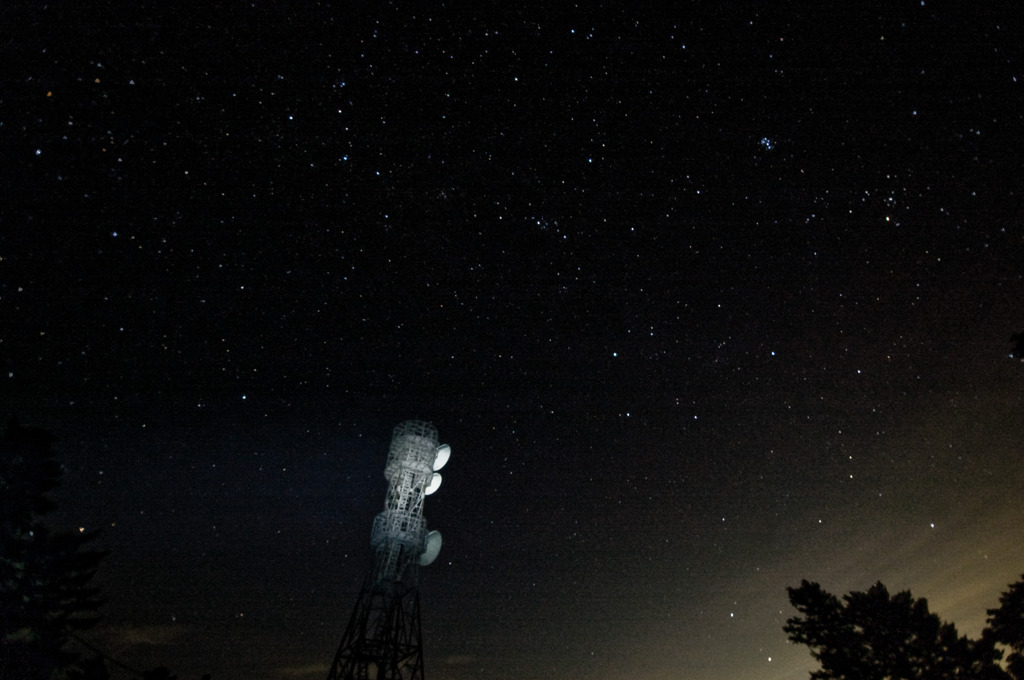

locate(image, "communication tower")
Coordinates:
327 420 450 680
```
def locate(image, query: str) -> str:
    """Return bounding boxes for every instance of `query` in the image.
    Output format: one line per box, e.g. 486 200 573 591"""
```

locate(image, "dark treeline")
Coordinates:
0 419 208 680
786 577 1024 680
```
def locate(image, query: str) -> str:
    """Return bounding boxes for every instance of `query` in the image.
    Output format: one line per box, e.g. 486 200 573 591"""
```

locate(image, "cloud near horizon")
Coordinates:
277 662 330 678
100 623 187 649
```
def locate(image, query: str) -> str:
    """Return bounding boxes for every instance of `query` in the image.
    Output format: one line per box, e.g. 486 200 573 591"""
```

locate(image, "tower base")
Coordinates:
327 577 424 680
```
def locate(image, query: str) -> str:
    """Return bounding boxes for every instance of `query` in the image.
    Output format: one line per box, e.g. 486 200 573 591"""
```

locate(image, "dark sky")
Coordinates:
3 2 1024 679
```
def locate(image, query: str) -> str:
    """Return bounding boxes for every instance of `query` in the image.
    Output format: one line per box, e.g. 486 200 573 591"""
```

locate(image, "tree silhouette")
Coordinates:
1 418 107 679
139 666 178 680
785 580 1009 680
988 576 1024 680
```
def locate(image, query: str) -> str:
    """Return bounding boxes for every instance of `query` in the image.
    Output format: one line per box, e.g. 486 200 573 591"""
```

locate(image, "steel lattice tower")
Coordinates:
327 421 449 680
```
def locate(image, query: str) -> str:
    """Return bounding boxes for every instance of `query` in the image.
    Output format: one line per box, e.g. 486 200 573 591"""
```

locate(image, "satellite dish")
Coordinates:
425 472 442 495
432 444 451 471
419 530 442 566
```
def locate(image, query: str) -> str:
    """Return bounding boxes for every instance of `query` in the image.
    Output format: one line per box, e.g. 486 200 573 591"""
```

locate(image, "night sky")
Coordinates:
3 2 1024 680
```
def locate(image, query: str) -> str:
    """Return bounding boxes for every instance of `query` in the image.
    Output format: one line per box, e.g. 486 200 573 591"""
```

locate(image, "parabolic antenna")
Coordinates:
419 530 442 566
424 472 442 495
433 444 451 471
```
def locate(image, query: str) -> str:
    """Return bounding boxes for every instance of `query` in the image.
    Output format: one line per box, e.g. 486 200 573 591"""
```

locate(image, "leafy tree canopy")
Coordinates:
785 579 1013 680
988 576 1024 680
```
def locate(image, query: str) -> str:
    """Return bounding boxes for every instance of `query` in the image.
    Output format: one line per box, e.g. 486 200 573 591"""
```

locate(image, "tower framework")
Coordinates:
327 421 449 680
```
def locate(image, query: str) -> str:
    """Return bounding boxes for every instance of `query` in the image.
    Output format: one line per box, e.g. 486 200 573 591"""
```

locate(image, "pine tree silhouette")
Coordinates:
1 418 107 679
